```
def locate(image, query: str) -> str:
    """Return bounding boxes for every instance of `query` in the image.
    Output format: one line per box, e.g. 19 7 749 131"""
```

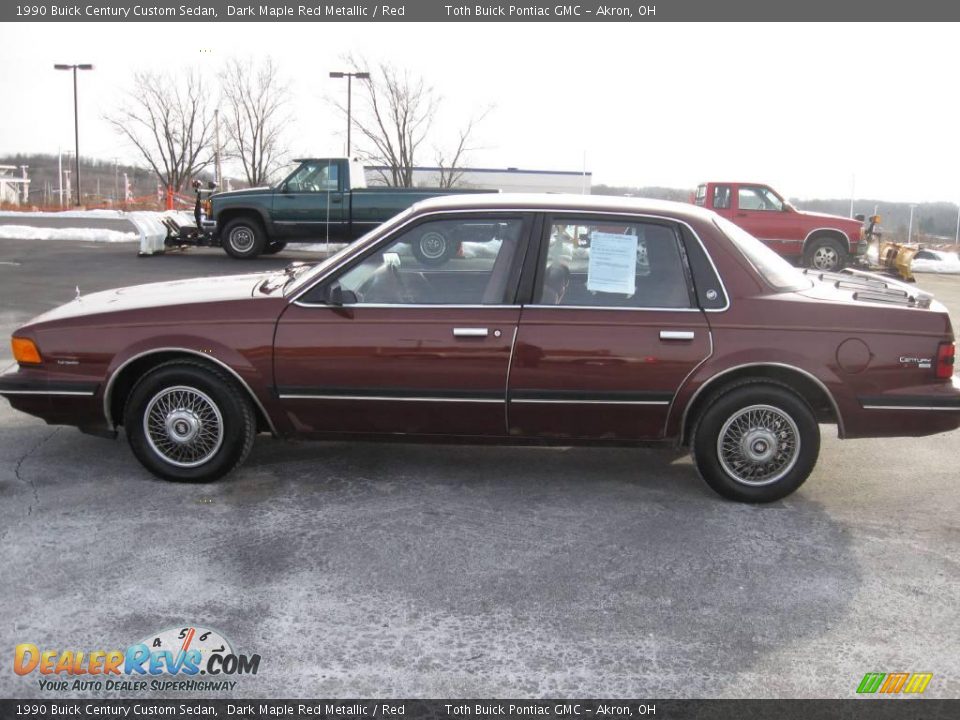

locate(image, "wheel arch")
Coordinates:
679 362 843 446
217 207 271 234
103 348 276 436
803 227 851 253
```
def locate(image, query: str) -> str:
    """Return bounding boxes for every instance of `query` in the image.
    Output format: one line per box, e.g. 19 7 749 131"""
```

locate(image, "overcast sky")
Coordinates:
0 21 956 202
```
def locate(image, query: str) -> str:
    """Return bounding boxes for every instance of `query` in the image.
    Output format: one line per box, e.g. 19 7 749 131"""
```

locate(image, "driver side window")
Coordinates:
322 217 524 305
285 162 339 193
738 185 783 212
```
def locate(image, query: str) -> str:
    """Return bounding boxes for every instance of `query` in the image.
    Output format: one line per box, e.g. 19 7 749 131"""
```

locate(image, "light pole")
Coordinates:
54 63 94 206
907 204 917 244
329 70 370 157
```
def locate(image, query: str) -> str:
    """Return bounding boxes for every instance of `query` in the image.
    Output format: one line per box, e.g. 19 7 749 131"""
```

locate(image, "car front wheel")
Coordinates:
222 217 267 259
123 361 256 482
691 382 819 503
411 229 460 266
804 237 847 272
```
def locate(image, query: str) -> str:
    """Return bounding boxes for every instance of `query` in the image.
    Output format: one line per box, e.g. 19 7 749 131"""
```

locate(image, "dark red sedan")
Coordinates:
2 195 958 502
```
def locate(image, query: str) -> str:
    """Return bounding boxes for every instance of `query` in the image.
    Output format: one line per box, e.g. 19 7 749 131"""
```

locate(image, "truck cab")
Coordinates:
210 158 492 260
694 182 866 271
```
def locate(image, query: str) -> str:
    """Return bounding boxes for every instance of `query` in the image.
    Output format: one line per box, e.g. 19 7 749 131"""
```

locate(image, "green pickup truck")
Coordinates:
209 158 493 261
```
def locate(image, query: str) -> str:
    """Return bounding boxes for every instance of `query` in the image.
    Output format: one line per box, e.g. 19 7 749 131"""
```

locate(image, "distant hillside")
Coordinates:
0 153 157 207
0 153 215 208
593 184 959 243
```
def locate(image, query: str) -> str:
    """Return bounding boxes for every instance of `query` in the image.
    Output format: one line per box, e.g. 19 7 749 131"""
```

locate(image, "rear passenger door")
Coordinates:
507 214 713 440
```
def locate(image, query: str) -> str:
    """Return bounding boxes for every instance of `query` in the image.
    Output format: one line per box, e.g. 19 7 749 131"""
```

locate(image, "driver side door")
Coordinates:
734 184 800 255
272 160 347 240
273 213 533 437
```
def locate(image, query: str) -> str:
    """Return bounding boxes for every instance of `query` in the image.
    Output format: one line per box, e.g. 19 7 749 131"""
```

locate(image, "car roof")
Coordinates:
412 192 719 224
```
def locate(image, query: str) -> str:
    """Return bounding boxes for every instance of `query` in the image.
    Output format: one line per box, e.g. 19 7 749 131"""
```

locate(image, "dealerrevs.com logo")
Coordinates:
14 625 261 693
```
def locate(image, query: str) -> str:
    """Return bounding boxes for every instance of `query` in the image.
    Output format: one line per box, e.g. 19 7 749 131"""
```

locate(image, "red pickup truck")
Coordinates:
694 182 867 272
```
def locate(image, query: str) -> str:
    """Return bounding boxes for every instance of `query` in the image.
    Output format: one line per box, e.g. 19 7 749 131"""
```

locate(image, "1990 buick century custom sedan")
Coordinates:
2 195 959 502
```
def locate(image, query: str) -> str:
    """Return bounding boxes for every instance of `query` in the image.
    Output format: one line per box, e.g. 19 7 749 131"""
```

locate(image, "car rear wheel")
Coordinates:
804 237 847 272
691 382 819 503
411 229 460 266
222 217 267 259
123 361 256 482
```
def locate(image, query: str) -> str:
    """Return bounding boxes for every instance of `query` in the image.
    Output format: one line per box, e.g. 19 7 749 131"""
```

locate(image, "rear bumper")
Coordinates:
846 376 960 437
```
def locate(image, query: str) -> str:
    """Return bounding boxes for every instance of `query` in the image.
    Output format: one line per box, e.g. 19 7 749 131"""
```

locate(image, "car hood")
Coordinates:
212 186 273 200
28 273 273 325
795 209 862 227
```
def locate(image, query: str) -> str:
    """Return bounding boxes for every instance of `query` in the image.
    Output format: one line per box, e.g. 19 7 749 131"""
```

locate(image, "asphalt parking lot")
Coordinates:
1 237 959 699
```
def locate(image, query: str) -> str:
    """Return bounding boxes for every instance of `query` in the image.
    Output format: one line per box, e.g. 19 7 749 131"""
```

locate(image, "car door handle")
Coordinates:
660 330 695 341
453 327 489 338
329 195 343 203
736 212 748 217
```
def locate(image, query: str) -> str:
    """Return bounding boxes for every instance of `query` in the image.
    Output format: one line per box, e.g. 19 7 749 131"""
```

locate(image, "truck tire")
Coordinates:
803 237 847 272
412 229 461 266
222 216 267 259
264 240 287 255
691 381 819 503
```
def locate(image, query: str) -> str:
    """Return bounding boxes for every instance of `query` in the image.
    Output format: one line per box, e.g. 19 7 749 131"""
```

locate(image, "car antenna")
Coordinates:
75 285 81 303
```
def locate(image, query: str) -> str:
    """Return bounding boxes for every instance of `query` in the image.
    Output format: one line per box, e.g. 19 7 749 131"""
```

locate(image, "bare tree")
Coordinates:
107 70 215 192
219 58 289 187
334 55 487 188
435 108 490 188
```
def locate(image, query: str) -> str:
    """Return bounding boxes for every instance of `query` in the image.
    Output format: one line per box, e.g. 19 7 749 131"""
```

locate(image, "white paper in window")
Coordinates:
586 232 638 295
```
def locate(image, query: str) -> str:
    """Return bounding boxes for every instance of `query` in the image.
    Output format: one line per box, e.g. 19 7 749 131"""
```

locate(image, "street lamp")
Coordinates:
329 70 370 157
54 63 94 206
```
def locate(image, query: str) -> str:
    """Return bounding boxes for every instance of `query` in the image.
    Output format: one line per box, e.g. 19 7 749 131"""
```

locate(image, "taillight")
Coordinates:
937 341 956 379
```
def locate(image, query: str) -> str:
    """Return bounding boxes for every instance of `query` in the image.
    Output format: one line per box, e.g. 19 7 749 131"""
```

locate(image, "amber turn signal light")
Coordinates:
11 337 42 365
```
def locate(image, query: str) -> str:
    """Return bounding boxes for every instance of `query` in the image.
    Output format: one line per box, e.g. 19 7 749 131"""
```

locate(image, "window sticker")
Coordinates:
586 232 638 295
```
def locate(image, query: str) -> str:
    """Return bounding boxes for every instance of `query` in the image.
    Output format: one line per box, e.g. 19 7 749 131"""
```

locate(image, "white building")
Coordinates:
365 165 592 194
0 165 29 206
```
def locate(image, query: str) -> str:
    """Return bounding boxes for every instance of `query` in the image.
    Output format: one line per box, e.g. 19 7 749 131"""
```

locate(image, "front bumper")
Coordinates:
0 364 110 435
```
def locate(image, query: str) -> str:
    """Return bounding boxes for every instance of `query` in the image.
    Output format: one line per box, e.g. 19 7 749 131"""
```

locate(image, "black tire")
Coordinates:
221 216 267 259
803 237 847 272
264 240 287 255
123 360 256 482
691 381 819 503
411 229 460 266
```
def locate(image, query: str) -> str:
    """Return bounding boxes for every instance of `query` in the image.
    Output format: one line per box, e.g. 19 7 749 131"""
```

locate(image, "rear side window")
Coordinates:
694 185 707 207
534 219 692 309
680 226 728 310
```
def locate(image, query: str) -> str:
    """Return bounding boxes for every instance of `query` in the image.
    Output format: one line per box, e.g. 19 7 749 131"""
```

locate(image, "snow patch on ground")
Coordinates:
0 225 138 243
0 209 130 219
299 242 349 252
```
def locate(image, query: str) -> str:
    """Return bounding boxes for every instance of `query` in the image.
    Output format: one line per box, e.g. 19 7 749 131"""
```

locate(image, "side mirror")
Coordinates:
326 283 357 306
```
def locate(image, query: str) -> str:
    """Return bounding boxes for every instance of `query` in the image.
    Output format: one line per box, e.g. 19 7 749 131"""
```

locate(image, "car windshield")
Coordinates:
713 216 812 292
283 207 418 297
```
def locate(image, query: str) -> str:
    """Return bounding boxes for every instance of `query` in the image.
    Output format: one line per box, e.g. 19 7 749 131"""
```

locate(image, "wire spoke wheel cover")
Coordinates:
144 385 224 468
717 403 800 486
